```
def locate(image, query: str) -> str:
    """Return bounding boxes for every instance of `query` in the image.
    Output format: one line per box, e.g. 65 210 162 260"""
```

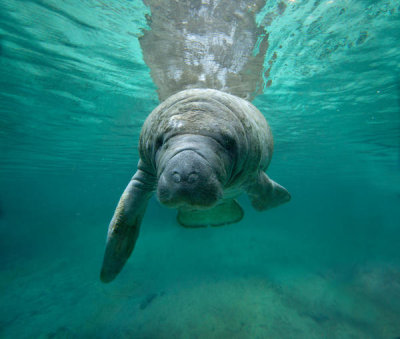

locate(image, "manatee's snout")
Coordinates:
157 150 222 208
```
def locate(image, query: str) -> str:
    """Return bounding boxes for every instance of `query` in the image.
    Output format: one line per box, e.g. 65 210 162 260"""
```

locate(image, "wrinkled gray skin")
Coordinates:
100 89 290 283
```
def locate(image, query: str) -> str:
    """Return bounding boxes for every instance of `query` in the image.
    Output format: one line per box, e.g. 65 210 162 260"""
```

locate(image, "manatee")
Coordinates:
100 88 290 283
100 0 290 282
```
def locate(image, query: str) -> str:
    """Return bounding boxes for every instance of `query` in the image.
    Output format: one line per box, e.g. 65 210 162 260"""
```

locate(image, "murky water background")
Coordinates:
1 1 399 338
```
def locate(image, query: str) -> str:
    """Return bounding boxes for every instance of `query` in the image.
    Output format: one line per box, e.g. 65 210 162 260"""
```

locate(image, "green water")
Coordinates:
1 0 400 338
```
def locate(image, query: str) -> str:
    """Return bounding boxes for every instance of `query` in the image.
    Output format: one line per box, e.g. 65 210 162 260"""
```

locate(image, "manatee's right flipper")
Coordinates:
246 171 291 211
177 199 244 228
100 162 155 283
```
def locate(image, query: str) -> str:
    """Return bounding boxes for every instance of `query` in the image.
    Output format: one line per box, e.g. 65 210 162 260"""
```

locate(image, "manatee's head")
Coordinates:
156 135 228 209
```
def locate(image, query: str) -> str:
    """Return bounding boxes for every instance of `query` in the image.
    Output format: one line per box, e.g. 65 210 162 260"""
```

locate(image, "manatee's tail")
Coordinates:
139 0 268 102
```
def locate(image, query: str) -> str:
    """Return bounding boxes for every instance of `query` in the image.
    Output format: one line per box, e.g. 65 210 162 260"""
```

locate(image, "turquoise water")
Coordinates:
1 0 400 338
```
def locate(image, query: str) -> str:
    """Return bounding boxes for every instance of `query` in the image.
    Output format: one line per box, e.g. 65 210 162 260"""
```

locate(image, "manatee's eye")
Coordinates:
172 171 181 183
221 134 236 151
155 135 163 150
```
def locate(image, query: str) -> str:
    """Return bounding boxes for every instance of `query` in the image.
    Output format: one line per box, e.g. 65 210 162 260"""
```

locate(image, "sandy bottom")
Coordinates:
1 215 400 339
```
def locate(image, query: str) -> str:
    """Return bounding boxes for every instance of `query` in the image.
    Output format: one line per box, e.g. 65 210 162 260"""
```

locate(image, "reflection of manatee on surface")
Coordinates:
100 0 290 283
139 0 270 102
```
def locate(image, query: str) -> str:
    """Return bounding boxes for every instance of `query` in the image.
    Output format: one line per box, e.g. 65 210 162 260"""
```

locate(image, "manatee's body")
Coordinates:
100 89 290 282
141 89 276 213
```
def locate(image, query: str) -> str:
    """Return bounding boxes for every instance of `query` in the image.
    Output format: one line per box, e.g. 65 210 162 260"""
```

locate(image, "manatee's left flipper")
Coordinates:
246 171 291 211
100 162 155 283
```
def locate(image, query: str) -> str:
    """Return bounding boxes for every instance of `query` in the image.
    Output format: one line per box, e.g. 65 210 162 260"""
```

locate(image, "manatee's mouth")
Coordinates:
158 177 223 209
158 187 222 209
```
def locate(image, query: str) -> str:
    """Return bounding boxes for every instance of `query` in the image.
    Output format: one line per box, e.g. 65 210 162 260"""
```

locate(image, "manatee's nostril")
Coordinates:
187 172 199 183
172 172 181 183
